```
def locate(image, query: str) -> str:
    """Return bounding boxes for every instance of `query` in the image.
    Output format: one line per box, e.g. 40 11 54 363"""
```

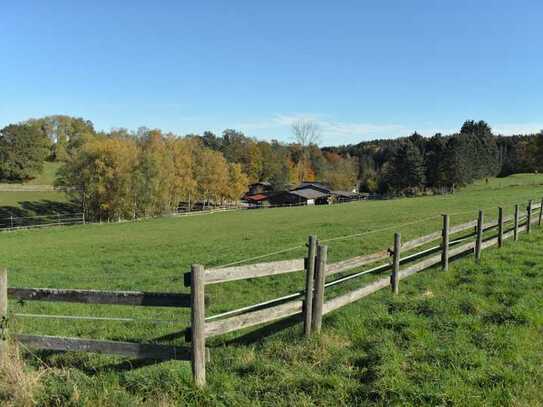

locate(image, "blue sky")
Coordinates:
1 1 542 145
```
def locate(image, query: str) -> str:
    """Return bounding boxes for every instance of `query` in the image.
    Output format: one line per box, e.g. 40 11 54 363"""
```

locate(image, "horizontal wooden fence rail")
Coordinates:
14 334 199 361
199 258 305 285
0 273 203 377
9 287 195 307
205 299 303 338
326 250 389 276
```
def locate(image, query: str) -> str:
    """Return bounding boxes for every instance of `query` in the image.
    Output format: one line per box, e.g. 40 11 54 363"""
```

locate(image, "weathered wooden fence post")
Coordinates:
0 269 7 363
311 244 328 334
190 264 206 388
391 232 401 294
514 204 519 241
498 207 504 248
441 214 449 271
527 200 533 234
475 210 484 263
539 197 543 226
303 235 317 337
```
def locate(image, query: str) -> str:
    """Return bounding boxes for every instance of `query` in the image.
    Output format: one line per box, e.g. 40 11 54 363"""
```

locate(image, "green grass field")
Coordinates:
0 162 73 220
25 162 62 186
1 174 543 405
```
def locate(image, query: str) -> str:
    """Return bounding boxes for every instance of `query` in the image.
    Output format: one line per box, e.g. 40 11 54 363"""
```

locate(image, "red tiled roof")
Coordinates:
244 193 270 202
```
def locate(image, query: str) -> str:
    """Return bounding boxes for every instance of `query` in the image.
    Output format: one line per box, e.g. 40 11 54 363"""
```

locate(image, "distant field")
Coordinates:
1 173 543 405
0 162 73 219
23 161 60 185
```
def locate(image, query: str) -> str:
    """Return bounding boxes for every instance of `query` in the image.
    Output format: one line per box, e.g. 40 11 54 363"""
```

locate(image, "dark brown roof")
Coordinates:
289 189 329 200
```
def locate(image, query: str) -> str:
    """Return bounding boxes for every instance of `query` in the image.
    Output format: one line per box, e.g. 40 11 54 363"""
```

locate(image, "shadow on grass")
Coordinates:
19 200 79 215
220 314 303 347
0 200 80 228
27 348 185 376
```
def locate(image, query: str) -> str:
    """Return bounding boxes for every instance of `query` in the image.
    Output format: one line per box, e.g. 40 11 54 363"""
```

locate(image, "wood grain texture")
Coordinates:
303 235 317 337
399 240 475 280
391 233 401 295
15 334 194 360
442 214 450 271
514 204 520 241
323 277 390 315
475 210 484 262
401 230 442 252
0 269 6 362
204 259 305 284
9 287 191 307
312 245 328 333
190 264 206 387
449 220 477 235
204 299 303 338
326 250 389 276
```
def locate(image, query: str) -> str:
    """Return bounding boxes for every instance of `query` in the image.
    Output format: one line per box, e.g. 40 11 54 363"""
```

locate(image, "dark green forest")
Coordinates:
326 120 543 195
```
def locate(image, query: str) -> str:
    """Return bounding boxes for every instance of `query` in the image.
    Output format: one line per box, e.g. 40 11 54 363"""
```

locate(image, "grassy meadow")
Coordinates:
1 174 543 405
0 162 73 220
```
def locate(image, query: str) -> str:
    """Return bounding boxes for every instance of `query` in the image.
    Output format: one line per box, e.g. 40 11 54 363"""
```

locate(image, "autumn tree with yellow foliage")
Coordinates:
57 130 250 221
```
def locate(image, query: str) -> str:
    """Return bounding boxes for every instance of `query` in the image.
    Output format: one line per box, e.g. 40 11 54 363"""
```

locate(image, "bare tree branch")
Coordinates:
291 119 321 147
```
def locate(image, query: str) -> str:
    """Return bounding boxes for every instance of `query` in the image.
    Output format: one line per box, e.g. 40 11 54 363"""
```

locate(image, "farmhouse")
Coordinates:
246 181 273 196
267 189 329 206
243 180 362 207
244 193 272 206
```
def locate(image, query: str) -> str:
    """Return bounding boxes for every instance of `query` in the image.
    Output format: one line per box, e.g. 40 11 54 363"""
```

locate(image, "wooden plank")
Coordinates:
442 214 449 271
527 200 533 234
8 287 192 308
449 220 477 235
498 207 504 248
399 240 475 280
326 250 389 276
0 269 6 363
482 220 499 232
481 236 499 250
475 210 484 263
312 245 328 334
15 334 194 360
400 230 441 252
324 239 477 316
391 233 400 294
322 277 390 315
190 264 206 388
203 259 305 285
303 235 317 337
514 204 519 241
205 299 303 338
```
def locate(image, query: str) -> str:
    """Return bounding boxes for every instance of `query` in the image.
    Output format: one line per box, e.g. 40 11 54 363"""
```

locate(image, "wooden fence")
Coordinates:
0 283 210 368
0 213 85 231
184 198 542 387
1 198 542 388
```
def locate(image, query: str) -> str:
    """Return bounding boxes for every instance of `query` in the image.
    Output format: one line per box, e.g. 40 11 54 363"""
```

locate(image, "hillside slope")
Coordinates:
0 175 543 405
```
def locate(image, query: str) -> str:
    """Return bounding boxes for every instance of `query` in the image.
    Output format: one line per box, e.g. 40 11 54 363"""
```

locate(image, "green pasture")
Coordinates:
1 174 543 405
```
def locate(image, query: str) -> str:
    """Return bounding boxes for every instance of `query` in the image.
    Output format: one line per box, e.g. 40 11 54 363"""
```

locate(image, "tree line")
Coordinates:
0 115 357 221
1 116 541 220
327 120 543 195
